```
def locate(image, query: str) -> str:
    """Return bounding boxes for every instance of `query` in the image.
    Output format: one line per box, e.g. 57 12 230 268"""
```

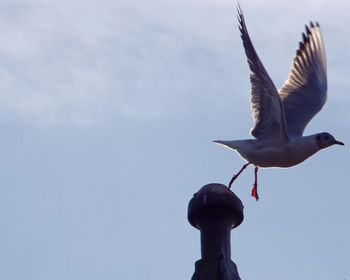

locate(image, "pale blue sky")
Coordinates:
1 0 350 279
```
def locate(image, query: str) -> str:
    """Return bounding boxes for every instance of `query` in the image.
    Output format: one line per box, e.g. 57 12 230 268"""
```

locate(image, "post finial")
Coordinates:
188 183 244 280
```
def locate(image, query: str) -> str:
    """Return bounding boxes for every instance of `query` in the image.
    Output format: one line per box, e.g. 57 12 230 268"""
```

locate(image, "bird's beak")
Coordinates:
335 140 345 146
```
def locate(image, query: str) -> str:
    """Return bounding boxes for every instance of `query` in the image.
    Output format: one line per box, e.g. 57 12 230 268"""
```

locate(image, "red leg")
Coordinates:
228 163 251 189
251 166 259 201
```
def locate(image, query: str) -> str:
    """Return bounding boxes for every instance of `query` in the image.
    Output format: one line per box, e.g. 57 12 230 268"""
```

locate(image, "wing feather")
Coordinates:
238 6 289 141
279 22 327 136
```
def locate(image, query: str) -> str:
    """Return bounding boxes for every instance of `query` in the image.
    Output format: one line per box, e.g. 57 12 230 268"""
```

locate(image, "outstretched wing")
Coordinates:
238 6 289 141
279 22 327 136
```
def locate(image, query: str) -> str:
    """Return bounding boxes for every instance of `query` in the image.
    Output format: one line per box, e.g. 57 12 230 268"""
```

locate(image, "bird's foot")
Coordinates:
228 175 239 189
228 163 251 189
251 184 259 201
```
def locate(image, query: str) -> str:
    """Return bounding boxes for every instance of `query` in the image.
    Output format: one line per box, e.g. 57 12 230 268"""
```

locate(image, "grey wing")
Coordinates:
279 22 327 136
238 6 289 141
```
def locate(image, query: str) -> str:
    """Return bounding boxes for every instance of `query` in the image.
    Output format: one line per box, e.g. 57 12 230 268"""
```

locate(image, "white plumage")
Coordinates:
214 6 344 200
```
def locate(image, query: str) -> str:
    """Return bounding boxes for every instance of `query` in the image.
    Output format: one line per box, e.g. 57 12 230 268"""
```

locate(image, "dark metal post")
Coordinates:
188 183 244 280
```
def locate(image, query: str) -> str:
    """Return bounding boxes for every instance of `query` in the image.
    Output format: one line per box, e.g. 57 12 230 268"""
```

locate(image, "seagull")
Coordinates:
214 6 344 201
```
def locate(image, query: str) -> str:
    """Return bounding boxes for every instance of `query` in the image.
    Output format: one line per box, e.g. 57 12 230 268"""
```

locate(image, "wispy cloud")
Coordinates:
0 0 348 125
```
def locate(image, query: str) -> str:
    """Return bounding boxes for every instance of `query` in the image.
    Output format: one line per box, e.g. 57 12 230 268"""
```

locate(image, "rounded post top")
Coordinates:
188 183 244 230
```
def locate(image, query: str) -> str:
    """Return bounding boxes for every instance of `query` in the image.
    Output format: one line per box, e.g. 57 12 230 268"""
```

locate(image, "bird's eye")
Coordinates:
325 136 329 140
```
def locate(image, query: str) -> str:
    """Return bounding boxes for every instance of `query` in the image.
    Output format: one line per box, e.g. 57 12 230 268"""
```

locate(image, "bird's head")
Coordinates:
315 132 344 149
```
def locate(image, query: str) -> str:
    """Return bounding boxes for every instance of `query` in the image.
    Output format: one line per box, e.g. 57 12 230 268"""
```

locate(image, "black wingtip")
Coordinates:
302 32 308 43
299 41 303 49
237 2 243 15
237 3 243 22
309 21 321 29
305 24 311 36
237 3 245 34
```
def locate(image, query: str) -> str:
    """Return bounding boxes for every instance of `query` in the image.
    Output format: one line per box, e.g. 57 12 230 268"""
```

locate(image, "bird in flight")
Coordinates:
214 6 344 201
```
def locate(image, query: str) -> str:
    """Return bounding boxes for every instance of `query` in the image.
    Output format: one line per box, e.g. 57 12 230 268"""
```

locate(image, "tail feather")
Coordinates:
212 140 239 150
